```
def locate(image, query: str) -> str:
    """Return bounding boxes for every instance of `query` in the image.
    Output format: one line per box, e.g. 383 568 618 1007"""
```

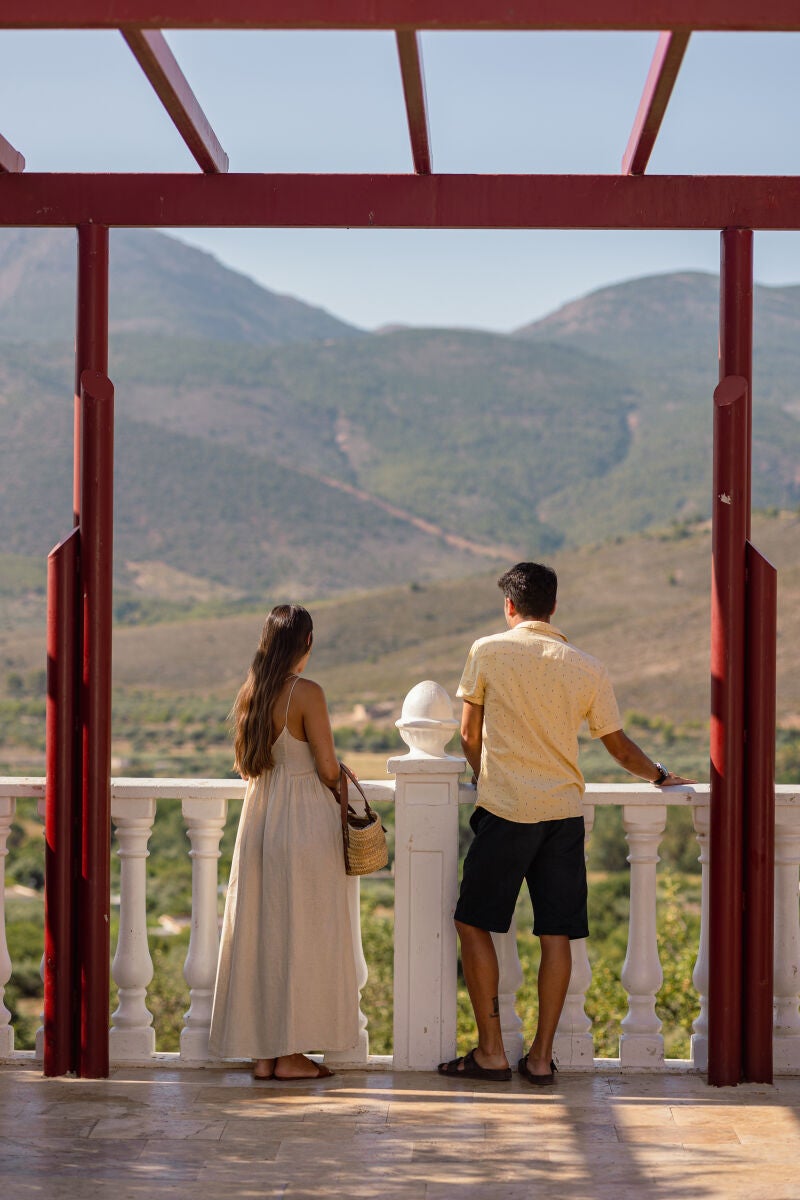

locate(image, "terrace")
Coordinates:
2 685 800 1196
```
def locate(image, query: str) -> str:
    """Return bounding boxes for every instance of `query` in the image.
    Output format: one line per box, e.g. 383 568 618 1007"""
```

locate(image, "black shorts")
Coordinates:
454 806 589 939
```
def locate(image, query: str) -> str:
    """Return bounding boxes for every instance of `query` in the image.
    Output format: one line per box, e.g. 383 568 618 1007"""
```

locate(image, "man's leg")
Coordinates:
454 920 509 1071
525 933 571 1075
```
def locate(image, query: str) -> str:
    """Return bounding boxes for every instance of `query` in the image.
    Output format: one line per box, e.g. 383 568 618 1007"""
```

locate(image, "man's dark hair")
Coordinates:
497 562 558 619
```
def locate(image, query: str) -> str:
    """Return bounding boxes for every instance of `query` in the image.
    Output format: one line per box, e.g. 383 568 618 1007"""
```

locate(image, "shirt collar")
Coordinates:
514 620 568 643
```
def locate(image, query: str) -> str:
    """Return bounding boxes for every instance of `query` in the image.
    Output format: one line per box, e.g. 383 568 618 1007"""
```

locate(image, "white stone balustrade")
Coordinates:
34 798 46 1061
554 803 596 1068
690 798 710 1072
181 794 228 1062
620 800 667 1067
774 796 800 1071
109 796 157 1062
1 750 799 1076
0 796 15 1059
492 922 525 1066
325 875 371 1068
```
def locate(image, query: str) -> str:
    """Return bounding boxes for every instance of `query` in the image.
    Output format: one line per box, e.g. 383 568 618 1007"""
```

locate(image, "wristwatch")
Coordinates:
651 762 670 785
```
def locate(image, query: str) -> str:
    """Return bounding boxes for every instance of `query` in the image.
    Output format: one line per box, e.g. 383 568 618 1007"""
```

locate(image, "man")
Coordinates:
438 562 693 1086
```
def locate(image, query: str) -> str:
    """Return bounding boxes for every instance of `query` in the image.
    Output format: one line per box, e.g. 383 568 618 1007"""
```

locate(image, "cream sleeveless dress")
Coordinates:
209 681 359 1060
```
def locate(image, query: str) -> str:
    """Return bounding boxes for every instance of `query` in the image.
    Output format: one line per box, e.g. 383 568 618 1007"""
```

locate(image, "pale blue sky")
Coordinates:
3 28 800 330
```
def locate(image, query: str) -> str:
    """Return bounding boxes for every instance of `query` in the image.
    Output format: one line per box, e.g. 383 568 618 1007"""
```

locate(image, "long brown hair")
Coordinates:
232 604 314 779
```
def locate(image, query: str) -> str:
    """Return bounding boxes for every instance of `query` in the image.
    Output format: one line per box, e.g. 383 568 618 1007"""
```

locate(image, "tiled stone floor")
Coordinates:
2 1062 800 1199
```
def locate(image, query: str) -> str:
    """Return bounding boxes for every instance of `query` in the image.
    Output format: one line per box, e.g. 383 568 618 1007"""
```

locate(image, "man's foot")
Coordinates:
253 1058 275 1080
438 1047 512 1081
518 1052 558 1087
273 1053 334 1081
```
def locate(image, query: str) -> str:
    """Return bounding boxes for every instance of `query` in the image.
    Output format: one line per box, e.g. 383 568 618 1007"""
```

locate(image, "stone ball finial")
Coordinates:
396 680 459 758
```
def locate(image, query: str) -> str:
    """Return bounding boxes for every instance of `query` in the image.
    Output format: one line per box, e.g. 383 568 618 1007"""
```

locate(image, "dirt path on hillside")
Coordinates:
292 462 517 560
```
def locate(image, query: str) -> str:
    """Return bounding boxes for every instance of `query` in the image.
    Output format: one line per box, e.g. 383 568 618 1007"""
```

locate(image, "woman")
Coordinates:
209 604 358 1080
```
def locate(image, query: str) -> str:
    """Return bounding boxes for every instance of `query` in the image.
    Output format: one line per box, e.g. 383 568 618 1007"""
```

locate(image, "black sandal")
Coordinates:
518 1056 558 1086
438 1048 512 1081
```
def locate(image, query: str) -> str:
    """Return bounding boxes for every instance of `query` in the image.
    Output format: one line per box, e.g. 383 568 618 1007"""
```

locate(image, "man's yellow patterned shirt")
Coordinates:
457 620 622 823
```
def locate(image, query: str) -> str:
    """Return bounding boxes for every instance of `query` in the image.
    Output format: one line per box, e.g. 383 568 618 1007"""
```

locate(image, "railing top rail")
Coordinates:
0 775 397 804
1 776 797 806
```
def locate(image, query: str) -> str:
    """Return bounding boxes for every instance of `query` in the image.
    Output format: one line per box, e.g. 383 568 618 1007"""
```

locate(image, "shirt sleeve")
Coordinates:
456 641 486 705
586 666 622 739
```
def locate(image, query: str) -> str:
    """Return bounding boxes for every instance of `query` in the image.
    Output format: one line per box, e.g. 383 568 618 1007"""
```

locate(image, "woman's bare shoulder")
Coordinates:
294 676 327 703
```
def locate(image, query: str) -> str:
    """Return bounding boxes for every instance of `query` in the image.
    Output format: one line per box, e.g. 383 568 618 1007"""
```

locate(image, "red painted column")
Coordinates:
74 226 109 527
719 229 753 536
709 375 748 1087
44 528 80 1077
743 542 777 1084
78 369 114 1079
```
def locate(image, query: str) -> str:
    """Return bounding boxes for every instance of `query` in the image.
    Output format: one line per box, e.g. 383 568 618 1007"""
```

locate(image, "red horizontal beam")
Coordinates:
0 132 25 173
622 31 690 175
122 29 228 173
3 3 800 32
396 30 432 175
2 173 800 229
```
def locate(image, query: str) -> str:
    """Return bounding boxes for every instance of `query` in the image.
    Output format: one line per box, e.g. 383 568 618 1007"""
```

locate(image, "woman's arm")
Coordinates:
300 680 340 790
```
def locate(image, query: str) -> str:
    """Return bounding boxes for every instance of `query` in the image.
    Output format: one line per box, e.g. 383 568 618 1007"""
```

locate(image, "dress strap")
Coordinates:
284 674 300 724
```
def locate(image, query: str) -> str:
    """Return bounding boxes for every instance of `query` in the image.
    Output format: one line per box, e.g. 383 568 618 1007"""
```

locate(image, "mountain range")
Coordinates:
1 228 798 601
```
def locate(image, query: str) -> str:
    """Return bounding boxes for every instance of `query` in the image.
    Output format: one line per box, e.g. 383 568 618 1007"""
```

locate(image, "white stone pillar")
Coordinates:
109 797 157 1063
773 799 800 1072
690 797 710 1071
620 801 666 1067
325 875 369 1067
0 797 15 1059
180 797 227 1062
391 681 462 1071
554 803 596 1068
492 922 524 1065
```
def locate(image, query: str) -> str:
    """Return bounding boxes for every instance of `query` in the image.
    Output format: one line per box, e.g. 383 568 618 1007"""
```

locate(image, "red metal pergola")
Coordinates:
1 2 788 1086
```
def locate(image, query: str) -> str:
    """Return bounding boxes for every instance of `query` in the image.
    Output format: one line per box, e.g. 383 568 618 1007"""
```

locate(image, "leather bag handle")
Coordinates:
335 761 376 834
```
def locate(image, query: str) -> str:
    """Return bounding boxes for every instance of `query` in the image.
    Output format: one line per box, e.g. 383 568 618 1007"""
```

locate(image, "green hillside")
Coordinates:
2 510 799 781
2 233 799 601
0 228 360 345
516 272 800 544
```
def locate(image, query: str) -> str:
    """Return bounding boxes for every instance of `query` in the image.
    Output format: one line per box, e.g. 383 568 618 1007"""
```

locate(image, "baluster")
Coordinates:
34 798 46 1060
0 798 15 1058
773 800 800 1072
555 803 596 1067
325 876 369 1067
620 801 666 1067
690 798 710 1071
109 797 157 1062
181 798 227 1062
492 919 524 1066
33 952 45 1061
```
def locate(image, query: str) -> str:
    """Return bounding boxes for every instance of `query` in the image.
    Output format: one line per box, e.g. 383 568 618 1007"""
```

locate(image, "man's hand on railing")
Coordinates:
600 729 695 786
654 770 696 787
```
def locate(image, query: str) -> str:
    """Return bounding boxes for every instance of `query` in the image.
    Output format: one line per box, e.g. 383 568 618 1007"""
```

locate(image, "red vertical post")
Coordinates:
743 542 777 1084
44 528 80 1077
74 226 109 527
719 229 753 537
79 369 114 1079
709 375 748 1087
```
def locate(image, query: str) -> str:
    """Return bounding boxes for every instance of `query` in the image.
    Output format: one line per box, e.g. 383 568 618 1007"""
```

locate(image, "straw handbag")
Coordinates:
334 762 388 876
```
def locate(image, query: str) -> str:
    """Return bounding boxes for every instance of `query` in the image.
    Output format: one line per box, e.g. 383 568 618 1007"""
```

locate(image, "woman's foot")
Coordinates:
253 1058 275 1080
273 1053 333 1081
